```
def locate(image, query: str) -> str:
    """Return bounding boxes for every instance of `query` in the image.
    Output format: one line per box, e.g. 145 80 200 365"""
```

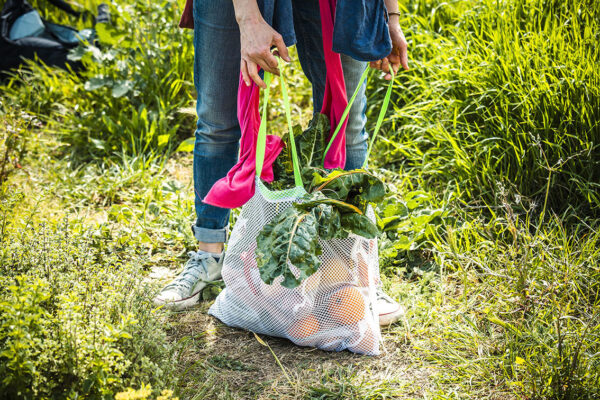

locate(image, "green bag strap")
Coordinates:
363 68 395 168
279 68 303 188
321 66 396 169
255 64 303 188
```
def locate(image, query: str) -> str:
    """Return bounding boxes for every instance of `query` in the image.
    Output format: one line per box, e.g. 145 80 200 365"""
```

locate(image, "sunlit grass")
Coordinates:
1 0 598 398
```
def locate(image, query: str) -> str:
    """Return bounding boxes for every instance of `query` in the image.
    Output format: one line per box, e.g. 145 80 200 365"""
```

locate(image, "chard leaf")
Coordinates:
311 169 386 210
296 113 328 167
255 207 322 288
297 196 362 215
340 213 380 239
307 202 348 240
271 114 329 191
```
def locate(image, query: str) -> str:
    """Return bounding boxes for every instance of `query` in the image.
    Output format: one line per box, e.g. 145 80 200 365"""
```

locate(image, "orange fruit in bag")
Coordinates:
288 314 320 340
321 257 350 286
357 253 370 287
352 326 378 354
328 286 365 325
303 270 322 293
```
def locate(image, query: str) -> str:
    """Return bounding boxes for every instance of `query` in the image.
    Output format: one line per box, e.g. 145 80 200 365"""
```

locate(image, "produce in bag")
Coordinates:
209 65 395 355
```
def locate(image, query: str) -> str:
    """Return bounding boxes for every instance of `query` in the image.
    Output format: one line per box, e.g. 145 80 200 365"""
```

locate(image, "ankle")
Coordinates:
198 241 224 254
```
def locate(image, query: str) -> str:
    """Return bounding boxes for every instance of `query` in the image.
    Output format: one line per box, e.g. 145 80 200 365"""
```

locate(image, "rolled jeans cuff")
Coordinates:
191 224 227 243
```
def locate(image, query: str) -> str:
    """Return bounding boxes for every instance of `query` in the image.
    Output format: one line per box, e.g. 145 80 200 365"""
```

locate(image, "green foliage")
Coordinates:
373 0 600 215
2 0 194 165
295 113 328 168
414 209 600 399
257 116 386 288
309 169 386 211
0 106 30 185
256 205 322 288
1 0 599 397
271 113 331 191
0 200 176 399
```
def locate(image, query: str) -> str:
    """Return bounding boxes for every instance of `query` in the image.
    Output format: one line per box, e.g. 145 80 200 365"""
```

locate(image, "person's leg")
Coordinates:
292 0 368 171
293 0 403 326
192 0 241 252
339 54 369 170
154 0 240 309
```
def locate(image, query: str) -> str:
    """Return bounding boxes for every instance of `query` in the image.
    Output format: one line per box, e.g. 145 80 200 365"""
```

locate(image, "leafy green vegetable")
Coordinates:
310 169 386 212
256 113 386 287
296 113 328 168
271 114 330 190
255 206 321 288
340 213 380 239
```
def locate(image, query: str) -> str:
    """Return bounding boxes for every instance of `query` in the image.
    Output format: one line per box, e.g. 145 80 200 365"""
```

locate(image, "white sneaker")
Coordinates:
377 288 405 326
153 250 223 311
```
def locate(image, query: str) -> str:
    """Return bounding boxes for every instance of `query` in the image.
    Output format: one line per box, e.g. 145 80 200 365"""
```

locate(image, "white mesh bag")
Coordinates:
209 68 394 355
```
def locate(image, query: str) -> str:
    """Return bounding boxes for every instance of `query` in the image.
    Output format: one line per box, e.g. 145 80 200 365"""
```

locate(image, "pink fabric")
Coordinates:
204 0 348 208
203 73 284 208
319 0 349 169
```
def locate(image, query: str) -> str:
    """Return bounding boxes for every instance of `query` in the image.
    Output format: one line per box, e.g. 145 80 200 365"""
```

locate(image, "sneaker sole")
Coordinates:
379 305 406 326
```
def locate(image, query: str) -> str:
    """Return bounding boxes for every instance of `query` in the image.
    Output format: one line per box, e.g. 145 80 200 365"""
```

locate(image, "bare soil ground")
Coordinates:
166 302 434 400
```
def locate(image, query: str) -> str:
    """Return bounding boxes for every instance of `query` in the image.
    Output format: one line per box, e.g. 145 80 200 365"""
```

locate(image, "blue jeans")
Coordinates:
192 0 369 243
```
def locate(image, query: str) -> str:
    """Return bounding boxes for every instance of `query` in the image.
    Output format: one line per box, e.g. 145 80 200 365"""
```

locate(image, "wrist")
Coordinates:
233 2 262 25
236 12 261 26
388 18 401 33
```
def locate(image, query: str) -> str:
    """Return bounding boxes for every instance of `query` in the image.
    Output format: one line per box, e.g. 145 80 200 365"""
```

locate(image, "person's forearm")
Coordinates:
232 0 262 24
384 0 401 28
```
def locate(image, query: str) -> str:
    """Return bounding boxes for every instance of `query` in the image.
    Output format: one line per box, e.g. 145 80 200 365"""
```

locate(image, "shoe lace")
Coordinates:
162 251 213 292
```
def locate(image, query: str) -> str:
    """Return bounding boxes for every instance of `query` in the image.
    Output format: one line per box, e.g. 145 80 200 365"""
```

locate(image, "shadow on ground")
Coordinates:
166 302 432 399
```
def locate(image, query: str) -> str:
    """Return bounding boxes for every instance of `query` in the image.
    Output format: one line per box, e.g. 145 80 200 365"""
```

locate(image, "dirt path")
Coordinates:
167 302 433 399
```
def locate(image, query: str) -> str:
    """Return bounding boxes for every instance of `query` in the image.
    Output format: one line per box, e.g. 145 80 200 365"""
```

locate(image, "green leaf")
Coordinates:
176 137 195 152
84 76 111 91
295 113 328 168
111 80 134 98
157 134 170 147
67 45 86 61
311 169 386 210
308 202 348 240
296 194 363 215
393 235 412 251
271 114 329 190
96 23 123 46
340 213 380 239
255 207 322 288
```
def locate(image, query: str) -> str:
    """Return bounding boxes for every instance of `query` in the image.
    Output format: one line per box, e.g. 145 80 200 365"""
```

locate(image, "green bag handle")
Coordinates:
321 66 396 169
255 63 303 188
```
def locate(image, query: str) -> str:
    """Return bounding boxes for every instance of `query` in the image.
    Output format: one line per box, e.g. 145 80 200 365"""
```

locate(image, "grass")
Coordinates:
1 0 599 398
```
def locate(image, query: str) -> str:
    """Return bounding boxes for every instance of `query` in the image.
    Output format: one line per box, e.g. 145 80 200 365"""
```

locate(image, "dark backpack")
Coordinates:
0 0 108 74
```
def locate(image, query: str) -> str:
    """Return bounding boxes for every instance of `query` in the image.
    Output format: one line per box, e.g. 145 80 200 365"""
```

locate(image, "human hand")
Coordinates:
238 14 290 88
370 19 409 80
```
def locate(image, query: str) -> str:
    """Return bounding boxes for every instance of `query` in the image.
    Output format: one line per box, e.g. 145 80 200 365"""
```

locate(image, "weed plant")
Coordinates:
0 191 176 399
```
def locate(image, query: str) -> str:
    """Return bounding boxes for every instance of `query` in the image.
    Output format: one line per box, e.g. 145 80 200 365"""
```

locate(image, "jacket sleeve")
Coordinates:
179 0 194 29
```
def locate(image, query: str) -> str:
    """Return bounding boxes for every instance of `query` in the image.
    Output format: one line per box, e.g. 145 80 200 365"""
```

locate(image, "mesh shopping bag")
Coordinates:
209 67 395 355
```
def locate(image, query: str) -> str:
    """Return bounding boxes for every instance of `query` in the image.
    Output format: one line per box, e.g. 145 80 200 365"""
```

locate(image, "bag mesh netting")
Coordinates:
209 179 382 355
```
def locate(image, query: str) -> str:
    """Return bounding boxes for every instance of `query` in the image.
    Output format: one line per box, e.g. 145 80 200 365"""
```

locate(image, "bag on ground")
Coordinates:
209 69 395 355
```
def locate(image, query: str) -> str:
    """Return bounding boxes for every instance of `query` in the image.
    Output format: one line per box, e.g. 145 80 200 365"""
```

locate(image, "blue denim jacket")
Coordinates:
262 0 392 62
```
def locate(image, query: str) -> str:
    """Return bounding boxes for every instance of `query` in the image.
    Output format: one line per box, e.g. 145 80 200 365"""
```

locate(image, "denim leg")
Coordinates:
292 0 369 171
192 0 240 243
340 54 369 170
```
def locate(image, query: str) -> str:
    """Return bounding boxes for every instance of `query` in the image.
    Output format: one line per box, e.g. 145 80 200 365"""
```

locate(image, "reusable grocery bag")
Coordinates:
209 67 395 355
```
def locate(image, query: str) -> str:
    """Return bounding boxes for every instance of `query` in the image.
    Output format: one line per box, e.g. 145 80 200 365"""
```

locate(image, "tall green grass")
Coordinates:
371 0 600 215
2 0 194 164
